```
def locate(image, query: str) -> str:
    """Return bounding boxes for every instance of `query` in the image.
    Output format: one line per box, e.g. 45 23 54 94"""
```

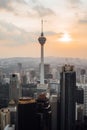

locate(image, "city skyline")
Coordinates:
0 0 87 58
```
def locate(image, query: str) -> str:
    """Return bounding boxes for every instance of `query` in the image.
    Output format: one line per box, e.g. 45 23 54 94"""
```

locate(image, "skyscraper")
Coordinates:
60 65 76 130
37 93 52 130
80 69 86 85
50 95 58 130
84 84 87 118
17 97 38 130
9 74 20 102
0 108 10 130
17 63 22 76
44 64 50 79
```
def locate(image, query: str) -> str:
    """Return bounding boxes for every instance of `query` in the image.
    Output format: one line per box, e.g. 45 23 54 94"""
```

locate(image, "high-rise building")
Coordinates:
76 103 84 121
0 108 10 130
29 69 36 83
36 94 52 130
17 63 22 76
0 83 9 108
76 87 84 104
8 100 17 126
17 95 52 130
44 64 50 79
0 67 3 83
84 84 87 117
60 65 76 130
17 63 23 85
50 95 58 130
51 68 58 80
9 74 20 102
57 65 62 81
39 64 52 82
17 97 38 130
80 69 86 85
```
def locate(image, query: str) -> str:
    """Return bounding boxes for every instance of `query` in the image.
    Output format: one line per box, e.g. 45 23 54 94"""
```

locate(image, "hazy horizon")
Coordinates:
0 56 87 60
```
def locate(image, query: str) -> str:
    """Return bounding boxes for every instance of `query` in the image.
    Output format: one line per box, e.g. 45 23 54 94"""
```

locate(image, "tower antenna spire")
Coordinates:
41 19 44 36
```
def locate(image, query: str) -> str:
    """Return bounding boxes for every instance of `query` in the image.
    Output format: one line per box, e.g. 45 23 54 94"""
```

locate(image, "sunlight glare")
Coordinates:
59 33 72 42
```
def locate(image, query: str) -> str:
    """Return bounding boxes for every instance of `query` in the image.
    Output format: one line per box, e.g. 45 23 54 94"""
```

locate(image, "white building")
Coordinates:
4 124 15 130
9 73 21 102
0 108 10 130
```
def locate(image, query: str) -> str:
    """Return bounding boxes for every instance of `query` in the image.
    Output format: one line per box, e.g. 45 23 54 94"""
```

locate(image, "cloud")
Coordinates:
45 31 57 36
0 0 26 12
0 0 9 8
69 0 81 4
0 0 13 11
79 19 87 24
33 5 55 17
67 0 81 9
0 0 55 18
78 13 87 24
0 21 36 47
0 0 25 7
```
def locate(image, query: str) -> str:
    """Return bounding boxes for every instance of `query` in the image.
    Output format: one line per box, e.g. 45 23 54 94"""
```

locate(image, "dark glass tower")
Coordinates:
17 97 38 130
37 94 52 130
60 65 76 130
17 96 52 130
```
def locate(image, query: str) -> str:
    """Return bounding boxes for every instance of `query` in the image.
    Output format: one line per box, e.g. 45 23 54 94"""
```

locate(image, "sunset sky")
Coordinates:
0 0 87 58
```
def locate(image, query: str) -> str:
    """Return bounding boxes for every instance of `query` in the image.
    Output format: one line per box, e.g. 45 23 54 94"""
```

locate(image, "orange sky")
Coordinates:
0 0 87 58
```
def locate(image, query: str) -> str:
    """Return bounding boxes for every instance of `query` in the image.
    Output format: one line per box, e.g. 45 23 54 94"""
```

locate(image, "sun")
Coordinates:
59 33 72 42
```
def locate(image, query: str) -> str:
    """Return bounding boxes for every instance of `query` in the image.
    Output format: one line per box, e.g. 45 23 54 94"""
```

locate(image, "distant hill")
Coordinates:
0 57 87 69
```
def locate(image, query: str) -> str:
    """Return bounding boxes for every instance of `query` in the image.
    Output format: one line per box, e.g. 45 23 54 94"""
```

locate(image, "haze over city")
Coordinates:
0 0 87 58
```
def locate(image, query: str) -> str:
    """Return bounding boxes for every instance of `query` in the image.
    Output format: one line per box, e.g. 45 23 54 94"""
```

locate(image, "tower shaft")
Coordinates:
40 45 44 84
